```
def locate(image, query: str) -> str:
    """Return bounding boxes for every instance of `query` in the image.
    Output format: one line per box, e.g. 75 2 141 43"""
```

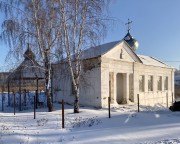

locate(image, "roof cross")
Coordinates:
125 19 132 32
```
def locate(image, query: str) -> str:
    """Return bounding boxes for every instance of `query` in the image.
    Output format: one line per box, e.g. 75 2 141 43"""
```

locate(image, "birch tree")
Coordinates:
0 0 62 112
58 0 108 113
0 0 110 113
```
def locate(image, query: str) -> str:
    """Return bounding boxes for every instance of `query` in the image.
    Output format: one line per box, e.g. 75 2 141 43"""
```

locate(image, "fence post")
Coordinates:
13 91 16 115
62 99 64 128
2 91 4 112
34 95 36 119
36 90 38 109
24 89 27 106
19 78 22 111
137 94 140 112
108 97 111 118
8 81 10 106
1 86 5 112
166 93 168 108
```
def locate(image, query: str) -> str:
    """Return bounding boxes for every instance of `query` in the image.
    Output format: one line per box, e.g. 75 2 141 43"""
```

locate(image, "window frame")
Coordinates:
139 75 145 92
164 76 168 90
157 76 162 91
148 75 153 91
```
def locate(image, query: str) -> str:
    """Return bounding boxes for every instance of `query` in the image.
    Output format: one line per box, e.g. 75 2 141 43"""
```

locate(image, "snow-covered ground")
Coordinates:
0 93 180 144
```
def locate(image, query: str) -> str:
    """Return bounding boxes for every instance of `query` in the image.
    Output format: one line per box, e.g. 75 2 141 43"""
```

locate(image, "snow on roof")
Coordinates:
80 40 172 68
81 41 120 59
138 55 171 68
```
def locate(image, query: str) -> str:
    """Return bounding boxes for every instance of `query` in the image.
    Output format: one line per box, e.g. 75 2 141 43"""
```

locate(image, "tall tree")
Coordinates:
58 0 109 113
0 0 110 113
0 0 62 112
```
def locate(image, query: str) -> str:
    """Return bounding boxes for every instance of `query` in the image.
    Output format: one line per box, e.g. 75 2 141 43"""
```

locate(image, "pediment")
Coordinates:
102 41 142 63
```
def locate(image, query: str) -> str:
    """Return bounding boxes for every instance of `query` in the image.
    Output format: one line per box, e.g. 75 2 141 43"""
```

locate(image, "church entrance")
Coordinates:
116 73 126 104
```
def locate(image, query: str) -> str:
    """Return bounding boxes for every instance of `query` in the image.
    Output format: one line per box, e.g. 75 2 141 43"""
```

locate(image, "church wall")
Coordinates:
52 63 72 103
100 56 174 108
133 63 175 107
52 55 175 108
103 42 135 62
79 67 101 108
52 58 102 108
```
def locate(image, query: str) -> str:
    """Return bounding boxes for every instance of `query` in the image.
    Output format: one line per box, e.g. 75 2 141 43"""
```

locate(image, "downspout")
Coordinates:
133 62 135 102
171 69 174 99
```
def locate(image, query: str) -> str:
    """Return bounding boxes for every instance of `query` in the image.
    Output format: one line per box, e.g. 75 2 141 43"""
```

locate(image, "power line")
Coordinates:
163 61 180 62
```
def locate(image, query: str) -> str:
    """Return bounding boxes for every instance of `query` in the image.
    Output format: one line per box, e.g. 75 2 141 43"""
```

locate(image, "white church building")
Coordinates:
53 28 175 108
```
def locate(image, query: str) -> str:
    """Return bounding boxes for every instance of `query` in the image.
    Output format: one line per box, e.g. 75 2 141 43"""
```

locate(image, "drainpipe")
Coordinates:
133 62 135 102
171 69 174 100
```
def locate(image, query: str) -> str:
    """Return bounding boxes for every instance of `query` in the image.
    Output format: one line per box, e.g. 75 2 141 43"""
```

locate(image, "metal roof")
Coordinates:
81 40 172 68
138 55 171 68
81 41 120 59
8 46 45 81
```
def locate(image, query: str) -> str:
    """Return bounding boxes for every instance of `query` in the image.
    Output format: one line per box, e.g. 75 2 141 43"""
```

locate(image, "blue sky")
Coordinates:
0 0 180 70
104 0 180 69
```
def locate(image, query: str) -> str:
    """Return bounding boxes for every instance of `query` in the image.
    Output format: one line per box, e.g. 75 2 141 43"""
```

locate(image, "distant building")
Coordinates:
0 72 10 91
7 44 45 92
175 70 180 85
53 26 175 108
175 70 180 98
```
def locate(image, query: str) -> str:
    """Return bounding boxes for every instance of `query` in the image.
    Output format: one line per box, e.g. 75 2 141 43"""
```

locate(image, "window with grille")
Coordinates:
157 76 162 91
139 75 145 92
164 76 168 90
148 75 153 91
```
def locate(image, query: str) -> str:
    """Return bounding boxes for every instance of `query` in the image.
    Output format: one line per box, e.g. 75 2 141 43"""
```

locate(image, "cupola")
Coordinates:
23 43 35 60
123 19 139 51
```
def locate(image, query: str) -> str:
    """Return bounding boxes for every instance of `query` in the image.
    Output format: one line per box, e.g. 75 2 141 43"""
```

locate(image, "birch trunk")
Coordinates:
74 86 79 113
